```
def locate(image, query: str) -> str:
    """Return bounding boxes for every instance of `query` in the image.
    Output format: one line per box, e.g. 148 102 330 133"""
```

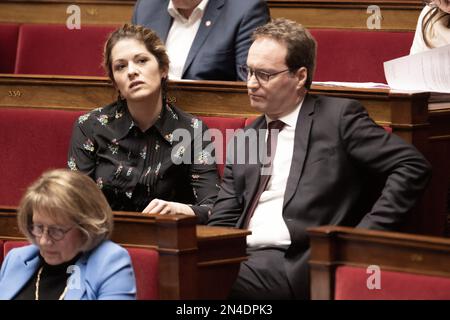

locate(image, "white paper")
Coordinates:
313 81 390 89
383 44 450 93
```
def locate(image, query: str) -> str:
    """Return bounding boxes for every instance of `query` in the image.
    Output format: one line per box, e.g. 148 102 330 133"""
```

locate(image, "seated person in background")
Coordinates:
208 18 432 300
410 0 450 54
68 24 219 224
132 0 270 81
0 169 136 300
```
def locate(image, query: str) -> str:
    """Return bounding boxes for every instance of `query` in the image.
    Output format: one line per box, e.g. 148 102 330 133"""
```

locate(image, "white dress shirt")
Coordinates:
247 100 303 248
166 0 209 79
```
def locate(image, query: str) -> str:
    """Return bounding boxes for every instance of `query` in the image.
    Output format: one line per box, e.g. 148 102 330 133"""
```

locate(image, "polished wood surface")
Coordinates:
1 74 448 236
0 206 249 299
0 0 422 31
307 225 450 299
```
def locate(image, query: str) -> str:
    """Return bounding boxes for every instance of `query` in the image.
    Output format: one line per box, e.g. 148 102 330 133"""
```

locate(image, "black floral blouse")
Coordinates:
68 100 220 224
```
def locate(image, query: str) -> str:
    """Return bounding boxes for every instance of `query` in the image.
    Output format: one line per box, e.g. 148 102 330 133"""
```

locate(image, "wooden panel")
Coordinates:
268 1 422 31
307 225 450 299
0 0 422 31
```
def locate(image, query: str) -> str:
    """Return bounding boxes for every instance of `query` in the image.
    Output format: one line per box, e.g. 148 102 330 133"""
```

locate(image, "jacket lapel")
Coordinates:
283 94 315 209
239 116 266 228
182 0 224 76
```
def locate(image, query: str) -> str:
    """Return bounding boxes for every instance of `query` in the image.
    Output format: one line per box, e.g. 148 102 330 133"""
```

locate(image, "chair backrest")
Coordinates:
0 108 85 206
126 247 159 300
308 226 450 300
198 116 247 178
3 240 29 257
14 24 116 76
335 265 450 300
0 23 19 73
310 29 414 83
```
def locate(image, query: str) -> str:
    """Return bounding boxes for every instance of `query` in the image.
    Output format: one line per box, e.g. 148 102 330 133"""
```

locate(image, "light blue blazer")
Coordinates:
0 240 136 300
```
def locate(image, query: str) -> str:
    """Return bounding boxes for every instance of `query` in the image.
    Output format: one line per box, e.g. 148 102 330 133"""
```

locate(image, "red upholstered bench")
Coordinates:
0 108 85 206
0 23 19 74
0 107 251 205
335 265 450 300
310 29 414 83
14 24 116 76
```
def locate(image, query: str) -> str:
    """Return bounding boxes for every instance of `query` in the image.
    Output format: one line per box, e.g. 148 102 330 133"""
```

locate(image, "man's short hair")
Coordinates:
252 18 317 89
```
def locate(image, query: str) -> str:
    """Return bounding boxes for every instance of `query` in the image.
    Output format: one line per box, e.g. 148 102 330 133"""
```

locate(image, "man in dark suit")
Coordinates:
131 0 270 81
208 18 432 299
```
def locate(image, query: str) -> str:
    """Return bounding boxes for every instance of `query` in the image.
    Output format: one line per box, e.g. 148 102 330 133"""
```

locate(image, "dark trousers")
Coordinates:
228 246 295 300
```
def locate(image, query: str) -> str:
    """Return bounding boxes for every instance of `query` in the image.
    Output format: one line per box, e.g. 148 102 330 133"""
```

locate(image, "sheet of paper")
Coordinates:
383 44 450 93
313 81 390 89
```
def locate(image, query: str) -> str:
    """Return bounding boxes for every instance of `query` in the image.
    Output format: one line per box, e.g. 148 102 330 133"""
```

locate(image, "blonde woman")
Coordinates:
0 169 136 300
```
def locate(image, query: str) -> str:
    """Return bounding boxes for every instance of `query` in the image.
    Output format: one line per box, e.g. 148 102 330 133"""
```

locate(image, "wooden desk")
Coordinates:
307 225 450 299
0 207 249 299
0 74 448 236
0 0 422 31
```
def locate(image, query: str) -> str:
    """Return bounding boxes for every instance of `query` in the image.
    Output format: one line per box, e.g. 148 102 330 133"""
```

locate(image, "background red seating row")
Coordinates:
0 23 414 83
0 108 249 207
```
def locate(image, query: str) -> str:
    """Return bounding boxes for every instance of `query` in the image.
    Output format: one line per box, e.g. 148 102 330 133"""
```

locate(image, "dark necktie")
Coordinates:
243 120 285 229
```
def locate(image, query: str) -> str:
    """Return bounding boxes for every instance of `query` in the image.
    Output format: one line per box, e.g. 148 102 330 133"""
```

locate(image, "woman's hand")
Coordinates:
142 199 195 216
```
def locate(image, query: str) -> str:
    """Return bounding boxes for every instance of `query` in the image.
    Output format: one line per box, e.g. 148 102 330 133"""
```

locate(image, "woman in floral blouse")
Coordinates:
68 24 220 224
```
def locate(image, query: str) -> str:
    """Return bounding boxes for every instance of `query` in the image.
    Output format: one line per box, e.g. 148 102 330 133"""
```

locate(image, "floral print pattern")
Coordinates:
68 102 219 223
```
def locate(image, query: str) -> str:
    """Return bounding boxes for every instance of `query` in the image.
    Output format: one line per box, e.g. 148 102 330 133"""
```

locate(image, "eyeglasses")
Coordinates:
29 224 74 241
239 65 291 84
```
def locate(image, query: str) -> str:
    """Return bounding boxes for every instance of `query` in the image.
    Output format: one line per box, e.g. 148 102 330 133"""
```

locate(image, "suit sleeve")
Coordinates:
339 101 431 230
234 1 270 80
188 123 221 224
208 135 244 227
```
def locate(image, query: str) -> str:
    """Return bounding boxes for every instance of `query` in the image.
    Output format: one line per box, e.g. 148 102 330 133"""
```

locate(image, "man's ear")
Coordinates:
295 67 308 90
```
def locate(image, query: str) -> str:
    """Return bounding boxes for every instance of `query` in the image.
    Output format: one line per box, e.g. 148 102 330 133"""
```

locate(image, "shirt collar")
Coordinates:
265 98 304 129
168 0 209 23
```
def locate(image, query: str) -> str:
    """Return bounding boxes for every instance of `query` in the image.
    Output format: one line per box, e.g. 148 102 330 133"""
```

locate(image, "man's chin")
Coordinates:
249 102 266 113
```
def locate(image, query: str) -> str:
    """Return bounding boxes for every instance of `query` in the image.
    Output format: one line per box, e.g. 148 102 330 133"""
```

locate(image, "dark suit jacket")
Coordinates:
131 0 270 81
208 94 431 298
